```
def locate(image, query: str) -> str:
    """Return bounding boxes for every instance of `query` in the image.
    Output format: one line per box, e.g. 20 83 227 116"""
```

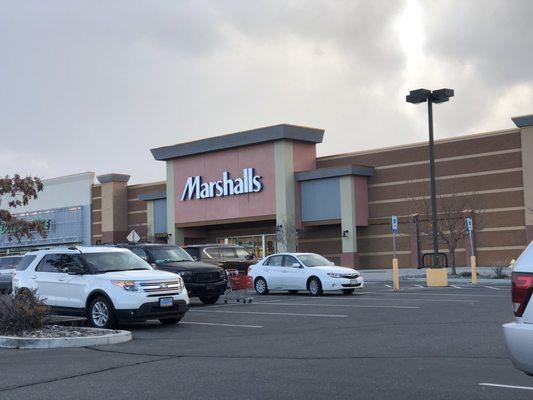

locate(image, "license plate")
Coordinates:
350 279 358 285
159 297 173 308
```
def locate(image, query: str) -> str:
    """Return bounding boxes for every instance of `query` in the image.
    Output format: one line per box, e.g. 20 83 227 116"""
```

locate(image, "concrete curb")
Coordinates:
0 328 132 349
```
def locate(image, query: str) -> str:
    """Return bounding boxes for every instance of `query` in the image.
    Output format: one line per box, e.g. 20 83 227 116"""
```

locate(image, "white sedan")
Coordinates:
503 242 533 376
247 252 364 296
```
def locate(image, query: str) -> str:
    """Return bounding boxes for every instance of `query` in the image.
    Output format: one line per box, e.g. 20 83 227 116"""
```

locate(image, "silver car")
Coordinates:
503 242 533 375
0 255 23 293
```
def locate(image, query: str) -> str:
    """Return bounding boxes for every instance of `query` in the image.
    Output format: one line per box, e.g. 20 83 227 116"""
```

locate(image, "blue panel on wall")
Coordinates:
300 178 341 222
154 199 167 234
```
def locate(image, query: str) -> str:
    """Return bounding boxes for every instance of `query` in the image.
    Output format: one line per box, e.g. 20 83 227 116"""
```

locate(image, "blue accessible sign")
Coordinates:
391 215 398 234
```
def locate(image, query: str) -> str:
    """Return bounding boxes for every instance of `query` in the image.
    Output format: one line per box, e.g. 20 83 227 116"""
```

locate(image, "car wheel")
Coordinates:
254 277 269 295
159 317 182 325
308 277 323 296
288 290 298 295
199 295 220 305
89 296 116 329
342 289 355 295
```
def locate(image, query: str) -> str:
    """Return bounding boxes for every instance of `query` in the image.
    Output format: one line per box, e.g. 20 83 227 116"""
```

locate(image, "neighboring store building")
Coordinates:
4 116 533 269
0 172 94 254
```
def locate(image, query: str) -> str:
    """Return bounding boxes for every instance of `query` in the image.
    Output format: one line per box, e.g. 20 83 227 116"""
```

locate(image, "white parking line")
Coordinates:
384 284 392 288
479 383 533 391
312 296 477 303
414 284 425 288
181 321 263 329
207 299 282 308
247 301 419 309
190 310 348 318
484 286 503 290
376 292 507 298
450 285 461 289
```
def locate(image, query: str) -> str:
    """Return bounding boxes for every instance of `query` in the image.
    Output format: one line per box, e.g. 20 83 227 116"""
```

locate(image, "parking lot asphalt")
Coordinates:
1 282 532 400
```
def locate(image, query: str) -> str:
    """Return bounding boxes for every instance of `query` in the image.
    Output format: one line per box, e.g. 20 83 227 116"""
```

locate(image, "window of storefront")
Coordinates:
216 234 277 259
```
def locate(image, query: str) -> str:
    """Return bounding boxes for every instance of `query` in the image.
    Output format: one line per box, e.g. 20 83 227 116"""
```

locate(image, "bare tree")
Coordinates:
0 174 47 242
276 217 298 252
408 180 483 276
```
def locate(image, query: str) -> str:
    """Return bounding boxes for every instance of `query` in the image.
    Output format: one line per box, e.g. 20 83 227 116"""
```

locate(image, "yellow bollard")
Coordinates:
392 258 400 291
470 255 477 284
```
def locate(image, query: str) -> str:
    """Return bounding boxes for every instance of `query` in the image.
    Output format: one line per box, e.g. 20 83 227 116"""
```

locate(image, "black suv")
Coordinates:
116 244 227 305
182 244 256 274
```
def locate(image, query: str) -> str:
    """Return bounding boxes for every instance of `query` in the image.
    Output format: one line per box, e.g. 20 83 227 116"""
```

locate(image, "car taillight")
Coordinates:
512 272 533 317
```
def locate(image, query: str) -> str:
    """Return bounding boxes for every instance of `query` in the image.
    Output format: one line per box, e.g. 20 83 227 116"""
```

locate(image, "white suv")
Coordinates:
12 247 189 328
503 242 533 375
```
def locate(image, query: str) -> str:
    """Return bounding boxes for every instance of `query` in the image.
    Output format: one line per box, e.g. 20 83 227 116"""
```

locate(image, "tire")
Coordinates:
159 317 182 325
308 277 323 296
342 289 355 295
88 296 116 329
254 277 269 295
199 295 220 305
288 290 299 295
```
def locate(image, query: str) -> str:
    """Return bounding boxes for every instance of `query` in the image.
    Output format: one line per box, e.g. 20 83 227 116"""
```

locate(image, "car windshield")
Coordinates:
148 247 194 263
298 254 332 267
82 251 152 273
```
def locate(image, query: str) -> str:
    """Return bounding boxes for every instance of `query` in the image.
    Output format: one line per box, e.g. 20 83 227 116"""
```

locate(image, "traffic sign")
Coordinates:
466 217 473 232
391 215 398 234
127 229 140 244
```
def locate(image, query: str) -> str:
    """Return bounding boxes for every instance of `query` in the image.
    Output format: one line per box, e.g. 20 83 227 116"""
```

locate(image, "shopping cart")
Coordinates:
224 269 253 304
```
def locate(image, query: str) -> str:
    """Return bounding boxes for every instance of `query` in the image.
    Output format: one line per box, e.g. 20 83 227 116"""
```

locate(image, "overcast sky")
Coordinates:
1 0 533 184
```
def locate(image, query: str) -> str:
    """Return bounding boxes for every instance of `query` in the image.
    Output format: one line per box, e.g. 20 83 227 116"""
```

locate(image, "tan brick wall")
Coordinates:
316 129 526 269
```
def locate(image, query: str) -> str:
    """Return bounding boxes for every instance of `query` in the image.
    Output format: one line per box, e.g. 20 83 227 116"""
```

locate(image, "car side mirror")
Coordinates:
292 263 302 268
192 256 199 261
329 261 335 266
67 265 84 275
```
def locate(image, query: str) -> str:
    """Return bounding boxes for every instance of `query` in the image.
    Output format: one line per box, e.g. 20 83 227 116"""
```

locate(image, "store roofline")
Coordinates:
295 165 374 182
150 124 324 161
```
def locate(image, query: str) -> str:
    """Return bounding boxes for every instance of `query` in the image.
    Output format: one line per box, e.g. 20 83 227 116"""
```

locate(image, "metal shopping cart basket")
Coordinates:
224 269 253 304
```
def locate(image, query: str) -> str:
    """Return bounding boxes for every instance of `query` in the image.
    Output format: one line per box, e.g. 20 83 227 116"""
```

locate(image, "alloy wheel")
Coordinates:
91 301 109 327
309 279 320 295
255 278 266 294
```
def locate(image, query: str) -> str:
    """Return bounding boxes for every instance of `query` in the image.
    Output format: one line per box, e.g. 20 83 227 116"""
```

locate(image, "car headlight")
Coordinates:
111 280 139 291
219 270 227 279
327 273 343 278
177 271 191 277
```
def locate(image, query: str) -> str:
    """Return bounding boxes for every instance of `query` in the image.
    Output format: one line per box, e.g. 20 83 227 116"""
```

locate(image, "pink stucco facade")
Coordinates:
173 143 277 225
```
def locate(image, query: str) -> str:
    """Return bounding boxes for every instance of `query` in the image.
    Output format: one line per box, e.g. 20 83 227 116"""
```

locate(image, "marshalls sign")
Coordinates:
181 168 263 201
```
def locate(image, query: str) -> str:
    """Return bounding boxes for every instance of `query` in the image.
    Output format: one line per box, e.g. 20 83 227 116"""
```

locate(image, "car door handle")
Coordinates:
31 275 37 279
58 277 66 282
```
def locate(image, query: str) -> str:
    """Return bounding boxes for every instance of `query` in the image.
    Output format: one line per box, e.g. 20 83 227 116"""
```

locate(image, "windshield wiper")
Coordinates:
158 259 189 263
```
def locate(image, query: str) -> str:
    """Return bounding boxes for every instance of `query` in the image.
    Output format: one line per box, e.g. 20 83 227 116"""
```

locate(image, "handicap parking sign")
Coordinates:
391 215 398 234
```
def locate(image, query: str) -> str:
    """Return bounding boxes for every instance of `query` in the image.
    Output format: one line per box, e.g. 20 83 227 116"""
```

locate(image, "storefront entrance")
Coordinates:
217 234 277 259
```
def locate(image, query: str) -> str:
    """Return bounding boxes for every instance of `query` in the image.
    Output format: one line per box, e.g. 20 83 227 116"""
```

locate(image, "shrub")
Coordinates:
0 290 50 336
492 266 509 279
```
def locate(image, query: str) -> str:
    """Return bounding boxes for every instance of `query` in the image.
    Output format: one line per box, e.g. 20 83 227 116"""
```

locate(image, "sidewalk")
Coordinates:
359 266 511 285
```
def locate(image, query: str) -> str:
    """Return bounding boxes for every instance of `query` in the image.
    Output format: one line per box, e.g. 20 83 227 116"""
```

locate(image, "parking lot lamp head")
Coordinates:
405 88 431 104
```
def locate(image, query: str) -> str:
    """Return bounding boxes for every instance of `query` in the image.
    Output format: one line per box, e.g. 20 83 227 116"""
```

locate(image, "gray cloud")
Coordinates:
0 0 531 183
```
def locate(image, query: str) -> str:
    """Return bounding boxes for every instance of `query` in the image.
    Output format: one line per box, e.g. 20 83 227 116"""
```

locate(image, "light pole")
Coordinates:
406 88 454 268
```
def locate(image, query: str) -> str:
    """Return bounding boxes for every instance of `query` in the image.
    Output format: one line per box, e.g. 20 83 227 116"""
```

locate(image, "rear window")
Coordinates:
16 255 37 271
0 256 23 269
